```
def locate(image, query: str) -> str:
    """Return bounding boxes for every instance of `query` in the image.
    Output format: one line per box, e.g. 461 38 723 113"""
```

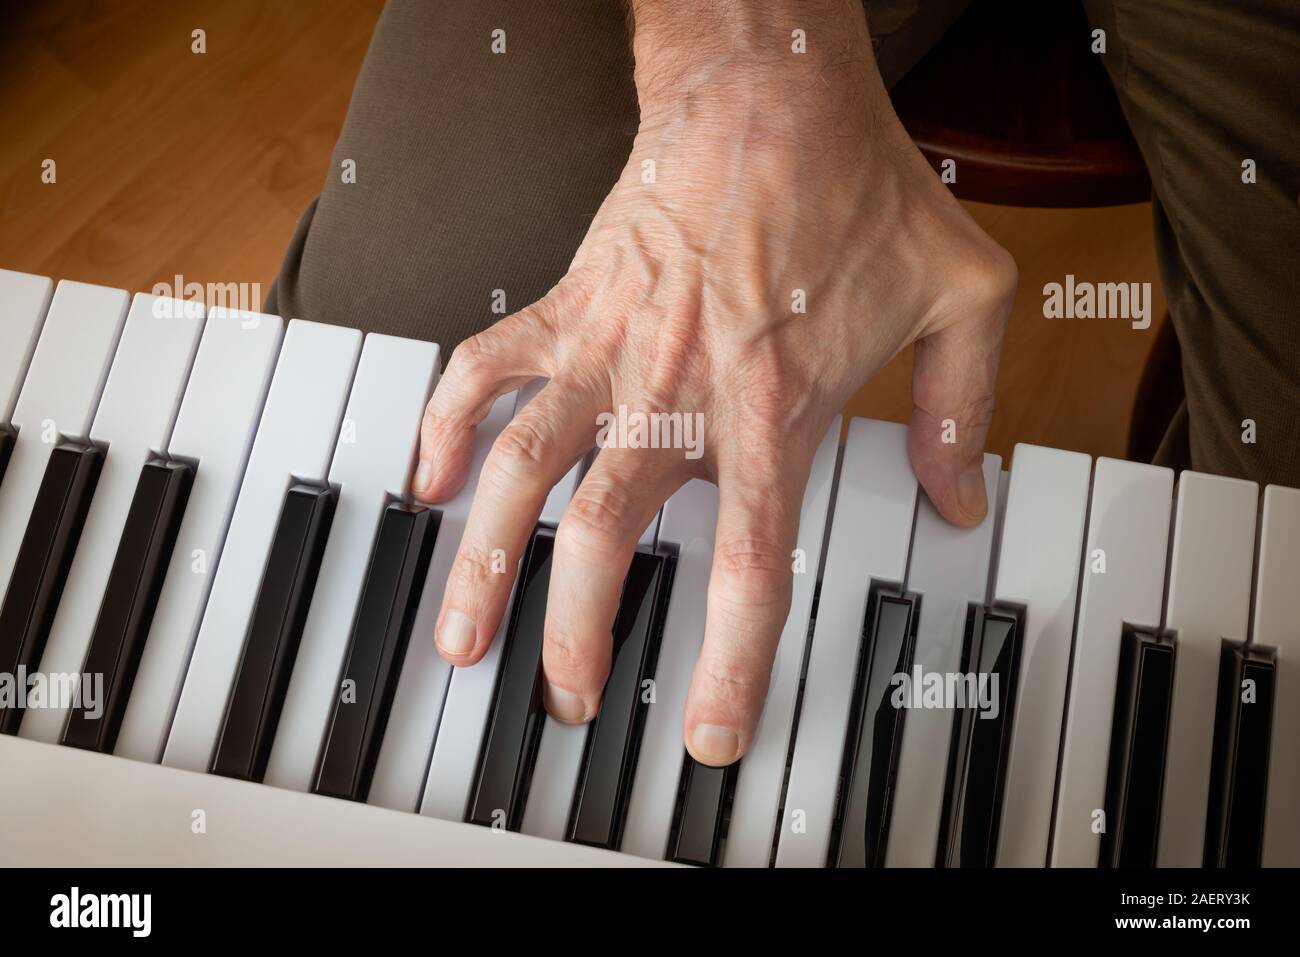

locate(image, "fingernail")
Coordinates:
690 723 740 766
414 460 433 494
957 465 987 521
437 609 476 657
544 682 590 723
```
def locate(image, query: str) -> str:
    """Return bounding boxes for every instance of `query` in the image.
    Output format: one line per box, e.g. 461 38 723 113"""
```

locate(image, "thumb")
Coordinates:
907 306 1007 527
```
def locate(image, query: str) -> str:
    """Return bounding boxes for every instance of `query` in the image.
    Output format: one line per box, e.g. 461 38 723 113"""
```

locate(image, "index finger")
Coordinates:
432 374 601 664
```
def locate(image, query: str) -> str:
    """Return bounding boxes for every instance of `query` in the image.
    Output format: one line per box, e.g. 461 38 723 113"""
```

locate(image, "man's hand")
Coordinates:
414 0 1016 766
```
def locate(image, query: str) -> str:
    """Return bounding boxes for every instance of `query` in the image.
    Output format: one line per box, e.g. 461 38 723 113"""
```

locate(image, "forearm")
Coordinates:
628 0 879 107
626 0 910 170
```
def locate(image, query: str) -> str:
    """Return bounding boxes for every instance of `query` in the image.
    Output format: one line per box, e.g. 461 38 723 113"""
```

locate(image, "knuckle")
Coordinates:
712 537 791 607
449 540 498 596
445 333 497 392
422 396 463 438
487 417 554 483
559 484 636 561
961 390 997 430
700 654 762 705
956 239 1019 315
913 383 995 443
992 246 1019 296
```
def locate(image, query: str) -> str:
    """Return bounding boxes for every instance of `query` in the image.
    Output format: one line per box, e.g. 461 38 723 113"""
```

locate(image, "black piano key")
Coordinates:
313 502 437 802
210 484 335 781
668 758 737 866
568 548 676 849
835 584 919 867
938 605 1023 867
1100 627 1177 867
1204 640 1276 867
467 527 554 830
0 443 103 735
62 459 192 752
0 425 14 486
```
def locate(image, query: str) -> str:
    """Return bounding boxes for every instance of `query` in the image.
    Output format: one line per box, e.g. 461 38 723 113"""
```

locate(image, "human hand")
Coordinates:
414 0 1016 766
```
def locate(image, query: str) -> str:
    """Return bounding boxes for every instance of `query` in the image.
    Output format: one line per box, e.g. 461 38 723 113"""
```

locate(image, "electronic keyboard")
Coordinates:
0 269 1296 868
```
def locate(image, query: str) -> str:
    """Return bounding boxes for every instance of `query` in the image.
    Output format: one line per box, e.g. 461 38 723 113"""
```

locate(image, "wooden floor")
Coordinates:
0 0 1165 463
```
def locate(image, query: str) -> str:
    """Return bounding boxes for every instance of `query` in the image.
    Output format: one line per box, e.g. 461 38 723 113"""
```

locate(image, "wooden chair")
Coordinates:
889 0 1149 207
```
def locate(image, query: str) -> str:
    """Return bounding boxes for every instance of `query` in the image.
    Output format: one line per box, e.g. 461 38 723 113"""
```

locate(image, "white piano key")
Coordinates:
515 377 546 406
369 389 517 813
418 432 583 822
1156 472 1258 866
723 417 840 867
418 597 515 821
990 444 1092 867
1258 485 1300 867
0 280 129 602
1050 457 1173 866
161 320 362 773
521 719 589 840
114 308 283 763
774 418 918 867
621 478 720 859
885 453 1001 867
993 468 1011 554
265 333 438 792
20 294 205 744
0 269 54 423
541 460 584 525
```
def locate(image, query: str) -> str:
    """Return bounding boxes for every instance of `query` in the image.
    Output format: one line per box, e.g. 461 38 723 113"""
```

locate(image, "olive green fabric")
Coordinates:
267 1 639 354
1084 0 1300 486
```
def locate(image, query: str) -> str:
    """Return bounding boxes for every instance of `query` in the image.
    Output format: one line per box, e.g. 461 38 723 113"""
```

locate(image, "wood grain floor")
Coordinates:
0 0 1164 463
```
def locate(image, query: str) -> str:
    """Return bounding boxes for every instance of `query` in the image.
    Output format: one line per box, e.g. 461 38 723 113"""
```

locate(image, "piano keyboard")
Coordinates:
0 268 1296 868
